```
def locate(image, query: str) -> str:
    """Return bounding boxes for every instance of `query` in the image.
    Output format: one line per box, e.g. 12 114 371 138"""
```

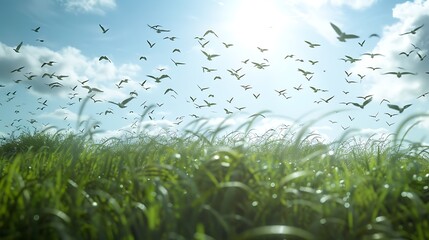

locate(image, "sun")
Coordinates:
229 1 287 49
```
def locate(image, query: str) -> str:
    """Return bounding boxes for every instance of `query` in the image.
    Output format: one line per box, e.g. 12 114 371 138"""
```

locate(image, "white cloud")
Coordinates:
349 0 429 102
287 0 377 10
59 0 116 14
0 41 141 101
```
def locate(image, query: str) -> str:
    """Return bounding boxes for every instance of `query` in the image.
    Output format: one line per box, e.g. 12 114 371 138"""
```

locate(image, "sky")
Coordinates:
0 0 429 144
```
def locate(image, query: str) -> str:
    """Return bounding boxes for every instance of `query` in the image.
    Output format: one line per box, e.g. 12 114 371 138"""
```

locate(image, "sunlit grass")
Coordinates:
0 115 428 239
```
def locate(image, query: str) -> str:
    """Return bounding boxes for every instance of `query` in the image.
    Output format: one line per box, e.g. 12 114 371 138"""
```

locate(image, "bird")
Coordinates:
222 42 233 48
146 74 171 83
82 86 103 93
330 22 359 42
99 56 111 62
358 40 365 47
99 24 109 33
417 91 429 99
203 29 218 38
361 53 384 58
171 58 185 66
198 40 210 48
416 52 427 61
108 97 135 108
399 50 414 57
224 108 233 114
367 66 381 71
10 66 25 73
32 26 40 32
147 40 156 48
257 47 269 52
387 104 412 113
304 40 320 48
320 96 334 103
13 42 23 53
310 86 327 93
298 68 313 76
383 71 416 78
201 50 220 61
399 24 424 36
164 88 178 95
197 85 209 91
351 97 372 109
41 61 56 68
139 56 147 61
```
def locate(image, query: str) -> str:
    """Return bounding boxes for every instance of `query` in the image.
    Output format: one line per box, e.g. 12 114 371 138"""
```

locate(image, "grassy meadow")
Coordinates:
0 115 428 240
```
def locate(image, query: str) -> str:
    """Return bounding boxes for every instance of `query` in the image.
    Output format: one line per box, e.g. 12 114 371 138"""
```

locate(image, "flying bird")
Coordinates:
146 74 171 83
387 104 412 113
349 97 372 109
10 66 25 73
147 40 156 48
32 26 40 32
99 24 109 33
203 29 218 38
383 71 416 78
171 58 185 66
108 97 135 108
201 50 220 61
399 24 424 36
13 41 23 53
330 22 359 42
99 56 111 62
304 40 320 48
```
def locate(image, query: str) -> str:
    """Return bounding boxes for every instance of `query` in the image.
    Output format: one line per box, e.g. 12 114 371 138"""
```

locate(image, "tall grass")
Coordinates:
0 115 428 239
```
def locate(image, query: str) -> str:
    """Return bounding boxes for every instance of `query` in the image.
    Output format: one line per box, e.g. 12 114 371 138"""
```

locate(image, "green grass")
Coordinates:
0 117 428 240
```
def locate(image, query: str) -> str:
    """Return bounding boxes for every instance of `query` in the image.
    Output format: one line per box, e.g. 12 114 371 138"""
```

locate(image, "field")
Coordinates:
0 115 428 240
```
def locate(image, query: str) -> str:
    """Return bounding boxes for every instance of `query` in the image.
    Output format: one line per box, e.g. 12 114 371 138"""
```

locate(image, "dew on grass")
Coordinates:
401 191 414 199
221 161 230 167
344 202 350 208
320 218 327 224
174 153 181 159
272 193 278 199
384 184 389 189
270 182 276 188
251 201 258 207
424 186 428 190
33 215 39 221
92 202 98 207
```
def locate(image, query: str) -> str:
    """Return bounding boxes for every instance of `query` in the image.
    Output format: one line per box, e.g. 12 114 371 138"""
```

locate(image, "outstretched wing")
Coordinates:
387 104 400 112
330 22 343 36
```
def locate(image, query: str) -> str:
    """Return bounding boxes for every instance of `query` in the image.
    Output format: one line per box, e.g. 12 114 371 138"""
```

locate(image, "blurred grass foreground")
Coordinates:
0 113 428 240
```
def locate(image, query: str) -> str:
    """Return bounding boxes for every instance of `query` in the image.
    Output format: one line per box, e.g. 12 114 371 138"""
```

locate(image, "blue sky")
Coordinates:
1 0 428 143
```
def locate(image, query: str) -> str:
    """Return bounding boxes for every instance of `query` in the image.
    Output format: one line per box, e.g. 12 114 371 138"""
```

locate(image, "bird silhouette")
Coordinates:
201 50 220 61
146 74 171 83
99 56 111 62
304 40 320 48
108 97 135 108
13 42 23 53
387 104 412 113
383 71 416 78
399 24 424 36
330 22 359 42
32 27 40 32
147 40 156 48
348 97 372 109
99 24 109 33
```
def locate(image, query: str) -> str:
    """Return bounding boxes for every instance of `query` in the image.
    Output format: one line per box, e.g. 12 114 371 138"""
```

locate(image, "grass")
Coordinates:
0 116 428 240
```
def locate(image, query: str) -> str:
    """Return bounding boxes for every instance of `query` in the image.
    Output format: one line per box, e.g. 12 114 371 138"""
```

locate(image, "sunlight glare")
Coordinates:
230 1 287 49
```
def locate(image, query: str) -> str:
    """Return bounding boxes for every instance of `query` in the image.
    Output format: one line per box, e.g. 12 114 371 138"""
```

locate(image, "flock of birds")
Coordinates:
1 20 429 141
